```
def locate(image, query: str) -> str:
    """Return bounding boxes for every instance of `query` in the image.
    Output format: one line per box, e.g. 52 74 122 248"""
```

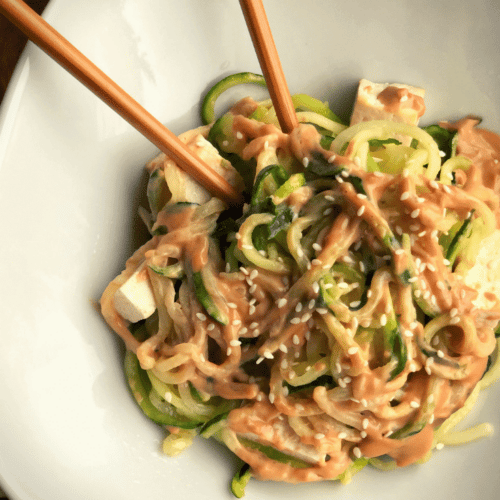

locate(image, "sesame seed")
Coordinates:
450 316 460 325
316 308 328 315
430 180 439 189
357 205 366 216
338 432 347 440
361 431 367 438
429 414 435 424
301 313 312 323
277 298 288 308
164 392 172 403
263 350 274 359
443 185 452 194
249 284 257 293
236 131 243 140
348 346 359 355
411 209 420 218
410 401 420 409
353 447 362 459
313 243 323 251
395 248 404 255
427 263 436 272
249 305 256 315
279 344 288 353
308 299 316 309
256 394 263 401
323 207 333 216
362 418 369 429
439 150 446 158
315 433 325 440
418 230 427 237
404 330 413 337
295 403 304 411
400 191 410 201
281 359 288 369
293 334 300 345
328 155 336 163
380 314 387 326
450 308 458 317
357 193 367 200
200 354 206 363
227 348 232 356
408 277 418 283
295 303 303 313
230 339 241 347
443 258 451 266
437 350 444 358
232 319 242 326
290 317 300 324
269 393 275 404
338 379 346 388
249 269 259 281
196 312 207 321
207 323 215 331
436 442 444 450
256 356 264 364
242 244 253 250
302 157 310 168
361 399 368 407
350 300 361 308
312 282 320 294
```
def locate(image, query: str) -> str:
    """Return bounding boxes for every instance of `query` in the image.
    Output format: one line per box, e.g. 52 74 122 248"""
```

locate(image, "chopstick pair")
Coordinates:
0 0 297 205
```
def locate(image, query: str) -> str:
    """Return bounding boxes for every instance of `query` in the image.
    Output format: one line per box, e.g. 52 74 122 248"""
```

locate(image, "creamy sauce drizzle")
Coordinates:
101 98 500 484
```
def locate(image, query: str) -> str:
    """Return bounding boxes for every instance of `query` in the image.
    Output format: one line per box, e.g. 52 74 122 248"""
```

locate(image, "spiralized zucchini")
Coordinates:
101 74 500 496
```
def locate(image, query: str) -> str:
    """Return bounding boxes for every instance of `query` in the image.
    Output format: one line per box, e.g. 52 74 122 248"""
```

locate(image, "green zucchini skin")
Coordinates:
124 351 202 429
201 72 266 125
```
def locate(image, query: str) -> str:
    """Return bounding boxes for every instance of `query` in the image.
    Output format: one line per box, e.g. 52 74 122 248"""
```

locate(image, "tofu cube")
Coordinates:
114 262 156 323
350 78 426 127
464 230 500 311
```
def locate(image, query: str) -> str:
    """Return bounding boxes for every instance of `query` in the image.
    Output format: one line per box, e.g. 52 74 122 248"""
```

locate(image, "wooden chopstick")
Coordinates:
0 0 243 205
239 0 298 134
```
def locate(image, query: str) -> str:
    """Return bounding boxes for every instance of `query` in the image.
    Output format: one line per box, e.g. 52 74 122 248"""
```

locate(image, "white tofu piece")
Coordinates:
464 230 500 311
148 127 244 205
114 262 156 323
350 78 426 127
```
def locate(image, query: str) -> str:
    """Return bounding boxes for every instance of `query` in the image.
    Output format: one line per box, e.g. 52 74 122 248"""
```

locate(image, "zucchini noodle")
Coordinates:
100 74 500 495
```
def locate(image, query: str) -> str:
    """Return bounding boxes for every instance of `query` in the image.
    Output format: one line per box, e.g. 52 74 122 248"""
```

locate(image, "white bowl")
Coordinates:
0 1 499 499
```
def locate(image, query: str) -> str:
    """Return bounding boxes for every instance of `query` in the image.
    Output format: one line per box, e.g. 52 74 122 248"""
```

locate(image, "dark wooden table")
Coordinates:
0 1 50 496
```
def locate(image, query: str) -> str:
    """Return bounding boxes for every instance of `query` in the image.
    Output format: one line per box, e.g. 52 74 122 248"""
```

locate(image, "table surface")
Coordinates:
0 2 51 497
